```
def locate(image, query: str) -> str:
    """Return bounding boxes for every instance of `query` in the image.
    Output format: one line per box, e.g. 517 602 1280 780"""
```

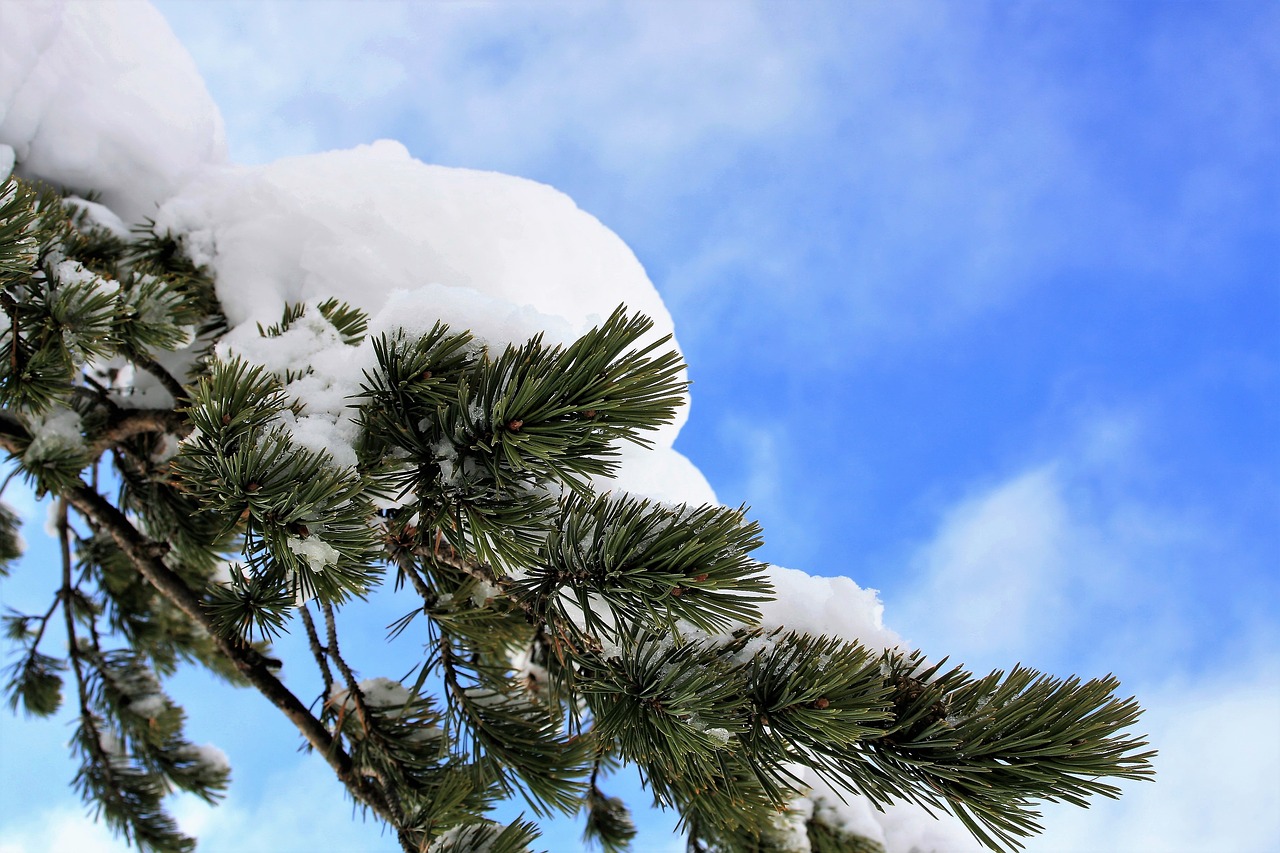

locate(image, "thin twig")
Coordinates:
299 604 334 710
318 600 413 849
19 591 63 656
58 498 116 800
396 555 436 605
419 538 544 625
320 599 373 737
132 353 188 406
90 408 190 458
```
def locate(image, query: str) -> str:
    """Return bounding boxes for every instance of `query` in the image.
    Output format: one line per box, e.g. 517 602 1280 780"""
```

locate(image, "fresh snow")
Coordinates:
758 564 904 653
23 406 85 477
154 141 709 499
333 677 413 711
0 0 225 223
0 1 974 849
187 743 231 775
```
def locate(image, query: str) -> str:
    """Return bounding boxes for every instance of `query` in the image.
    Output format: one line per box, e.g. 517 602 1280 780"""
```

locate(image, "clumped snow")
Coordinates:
0 2 972 848
185 743 231 775
24 406 85 475
286 534 340 573
758 564 904 653
0 0 226 223
155 141 711 499
332 677 413 711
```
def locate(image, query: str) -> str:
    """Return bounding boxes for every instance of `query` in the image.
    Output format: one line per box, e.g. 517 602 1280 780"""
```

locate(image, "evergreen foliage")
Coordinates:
0 174 1154 852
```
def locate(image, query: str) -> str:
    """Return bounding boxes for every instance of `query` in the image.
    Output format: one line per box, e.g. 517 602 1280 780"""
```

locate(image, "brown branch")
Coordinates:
318 601 413 850
61 479 401 828
0 410 28 451
395 554 437 604
101 408 190 443
132 353 188 406
419 539 545 625
57 497 120 807
90 408 190 458
1 406 188 460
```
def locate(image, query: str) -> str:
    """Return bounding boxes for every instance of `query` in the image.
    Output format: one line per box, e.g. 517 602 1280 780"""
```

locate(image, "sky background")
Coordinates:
2 1 1278 851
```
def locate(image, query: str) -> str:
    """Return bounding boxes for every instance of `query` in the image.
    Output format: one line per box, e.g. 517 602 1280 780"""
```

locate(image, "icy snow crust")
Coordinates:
0 2 973 849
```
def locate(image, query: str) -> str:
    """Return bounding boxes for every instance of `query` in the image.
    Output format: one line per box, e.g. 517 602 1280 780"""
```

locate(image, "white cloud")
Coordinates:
885 405 1261 678
710 417 822 565
169 760 398 853
153 1 823 175
0 806 128 853
891 465 1073 662
151 0 1278 365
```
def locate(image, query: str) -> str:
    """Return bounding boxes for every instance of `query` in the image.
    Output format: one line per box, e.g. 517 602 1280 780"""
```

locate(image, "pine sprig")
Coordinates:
806 800 887 853
517 494 772 643
435 636 592 815
3 647 66 717
583 785 639 853
80 646 230 804
469 307 686 491
71 714 196 853
855 652 1156 850
0 177 43 279
581 632 750 791
0 500 25 573
429 817 540 853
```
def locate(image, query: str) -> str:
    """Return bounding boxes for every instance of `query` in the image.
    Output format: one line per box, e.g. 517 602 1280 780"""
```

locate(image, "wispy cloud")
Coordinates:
153 1 822 176
707 417 828 567
890 464 1073 663
0 806 127 853
155 1 1279 361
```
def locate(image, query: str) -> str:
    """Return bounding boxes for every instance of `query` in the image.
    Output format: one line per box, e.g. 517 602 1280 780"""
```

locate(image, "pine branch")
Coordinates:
55 498 195 852
2 590 66 717
3 179 1156 852
56 477 402 828
583 741 637 853
322 599 377 740
90 409 189 458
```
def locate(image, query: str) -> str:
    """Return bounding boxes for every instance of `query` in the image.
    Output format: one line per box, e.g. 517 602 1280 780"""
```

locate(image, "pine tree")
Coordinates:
0 172 1154 853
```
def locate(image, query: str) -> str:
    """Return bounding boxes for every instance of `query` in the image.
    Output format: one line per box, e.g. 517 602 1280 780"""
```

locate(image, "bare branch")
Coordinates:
131 353 188 406
299 605 334 711
91 408 190 457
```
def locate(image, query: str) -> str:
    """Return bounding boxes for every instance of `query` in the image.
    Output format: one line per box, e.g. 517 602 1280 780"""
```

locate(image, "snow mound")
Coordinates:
759 565 903 652
0 0 225 223
147 139 706 500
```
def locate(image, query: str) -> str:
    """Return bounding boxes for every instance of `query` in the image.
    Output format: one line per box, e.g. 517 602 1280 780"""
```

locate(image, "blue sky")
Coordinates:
2 2 1278 851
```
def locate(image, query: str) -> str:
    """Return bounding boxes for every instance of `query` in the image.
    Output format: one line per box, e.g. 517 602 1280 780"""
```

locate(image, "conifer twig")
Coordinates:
131 353 188 406
57 477 402 828
298 604 334 710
